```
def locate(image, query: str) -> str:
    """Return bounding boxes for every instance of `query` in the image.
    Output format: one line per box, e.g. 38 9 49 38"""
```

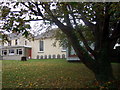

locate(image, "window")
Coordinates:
16 49 22 55
40 55 43 59
48 55 51 59
2 43 4 46
62 45 66 51
8 41 11 46
62 54 66 59
25 41 27 45
2 50 7 55
9 49 14 55
39 40 44 51
44 55 47 59
36 55 39 59
57 54 60 59
52 54 56 59
15 39 18 45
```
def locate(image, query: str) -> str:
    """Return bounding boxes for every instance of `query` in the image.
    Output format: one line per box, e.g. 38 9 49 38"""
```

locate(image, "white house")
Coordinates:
0 30 66 60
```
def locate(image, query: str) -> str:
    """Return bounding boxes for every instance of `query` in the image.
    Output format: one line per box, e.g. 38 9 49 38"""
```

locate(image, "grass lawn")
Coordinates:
2 59 120 88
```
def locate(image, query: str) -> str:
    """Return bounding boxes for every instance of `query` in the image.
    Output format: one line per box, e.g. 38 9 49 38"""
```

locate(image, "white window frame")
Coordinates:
61 45 66 52
15 39 18 45
25 41 27 45
2 50 7 56
16 49 23 55
8 41 11 46
9 49 15 55
39 40 44 52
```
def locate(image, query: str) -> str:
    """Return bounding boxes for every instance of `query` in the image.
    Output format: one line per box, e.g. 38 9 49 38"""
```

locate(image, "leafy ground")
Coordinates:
2 59 120 88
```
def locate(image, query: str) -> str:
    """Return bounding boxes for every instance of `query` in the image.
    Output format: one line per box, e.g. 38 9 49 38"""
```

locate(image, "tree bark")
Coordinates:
93 44 116 87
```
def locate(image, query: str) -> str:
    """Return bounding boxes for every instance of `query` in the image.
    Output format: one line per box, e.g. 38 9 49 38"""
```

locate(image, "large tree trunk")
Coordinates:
92 47 116 88
93 59 117 88
94 58 115 84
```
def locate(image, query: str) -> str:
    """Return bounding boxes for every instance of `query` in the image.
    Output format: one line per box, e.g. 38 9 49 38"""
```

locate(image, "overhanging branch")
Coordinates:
110 21 120 39
68 5 95 56
24 18 52 22
21 2 38 16
80 12 96 31
34 2 43 17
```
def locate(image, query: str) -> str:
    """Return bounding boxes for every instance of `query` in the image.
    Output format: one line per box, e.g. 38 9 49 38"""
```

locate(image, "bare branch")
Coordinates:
34 2 43 17
67 5 95 56
24 18 52 22
80 12 95 30
41 3 70 33
63 4 73 28
21 2 38 16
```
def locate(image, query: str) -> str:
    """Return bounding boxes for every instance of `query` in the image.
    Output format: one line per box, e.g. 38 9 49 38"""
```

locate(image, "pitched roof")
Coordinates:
9 33 22 40
2 28 58 40
34 29 56 40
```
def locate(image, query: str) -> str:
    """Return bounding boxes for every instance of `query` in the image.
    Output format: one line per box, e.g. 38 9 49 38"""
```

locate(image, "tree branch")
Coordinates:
21 2 38 16
67 5 95 56
110 34 120 40
34 2 43 17
79 11 96 31
63 4 73 29
24 18 52 22
109 21 120 49
110 21 120 40
102 3 111 41
41 3 69 33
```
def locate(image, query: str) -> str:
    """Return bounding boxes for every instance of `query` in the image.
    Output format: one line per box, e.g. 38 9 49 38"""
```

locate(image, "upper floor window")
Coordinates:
39 40 44 52
8 41 11 46
15 39 18 45
25 41 27 45
2 43 4 46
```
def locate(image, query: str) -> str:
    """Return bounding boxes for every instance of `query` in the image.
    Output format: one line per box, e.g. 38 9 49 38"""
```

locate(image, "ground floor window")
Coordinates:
16 49 22 55
2 48 23 56
36 54 66 59
9 49 15 55
2 50 7 55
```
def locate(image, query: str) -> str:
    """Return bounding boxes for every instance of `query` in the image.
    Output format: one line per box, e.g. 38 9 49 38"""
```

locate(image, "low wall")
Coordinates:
0 56 3 60
3 55 24 60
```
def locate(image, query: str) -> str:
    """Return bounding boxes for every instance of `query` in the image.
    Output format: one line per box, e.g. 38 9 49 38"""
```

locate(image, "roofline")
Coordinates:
1 45 32 49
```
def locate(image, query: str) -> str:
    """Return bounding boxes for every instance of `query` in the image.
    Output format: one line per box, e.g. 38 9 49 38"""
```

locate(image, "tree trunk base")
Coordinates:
91 79 120 89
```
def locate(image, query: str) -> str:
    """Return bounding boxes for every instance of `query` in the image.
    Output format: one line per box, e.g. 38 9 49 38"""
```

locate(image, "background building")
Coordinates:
0 30 66 60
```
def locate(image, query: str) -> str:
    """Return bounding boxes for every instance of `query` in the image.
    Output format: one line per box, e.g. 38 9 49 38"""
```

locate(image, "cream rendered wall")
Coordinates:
0 40 2 56
3 36 30 46
0 35 29 47
12 36 29 46
0 40 2 46
18 36 27 45
28 38 66 59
